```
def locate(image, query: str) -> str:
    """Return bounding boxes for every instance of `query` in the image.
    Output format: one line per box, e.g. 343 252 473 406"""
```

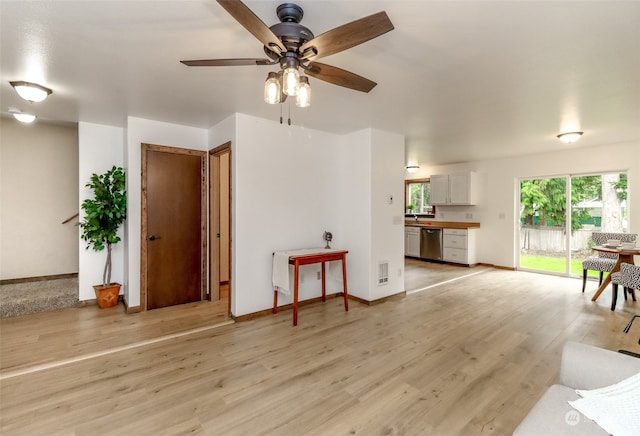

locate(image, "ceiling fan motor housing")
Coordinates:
277 3 304 23
268 4 314 57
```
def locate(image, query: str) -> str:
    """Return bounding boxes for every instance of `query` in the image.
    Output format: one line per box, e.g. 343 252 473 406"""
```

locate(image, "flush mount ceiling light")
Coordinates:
556 131 583 144
9 81 53 103
8 108 36 123
406 165 419 173
180 1 394 111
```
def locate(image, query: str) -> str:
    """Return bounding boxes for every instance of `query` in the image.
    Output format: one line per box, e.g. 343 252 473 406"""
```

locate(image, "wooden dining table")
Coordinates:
591 245 640 302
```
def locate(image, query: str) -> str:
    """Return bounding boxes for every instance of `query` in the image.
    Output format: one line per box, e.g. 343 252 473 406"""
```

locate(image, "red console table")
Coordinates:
272 249 349 326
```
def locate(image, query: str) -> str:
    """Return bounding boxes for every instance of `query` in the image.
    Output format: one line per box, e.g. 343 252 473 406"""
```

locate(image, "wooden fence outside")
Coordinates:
520 226 596 253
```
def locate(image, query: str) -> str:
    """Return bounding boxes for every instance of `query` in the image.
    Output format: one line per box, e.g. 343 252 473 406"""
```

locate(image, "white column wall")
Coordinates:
337 129 373 300
230 114 343 316
415 140 640 268
370 129 406 300
124 117 208 308
78 122 124 301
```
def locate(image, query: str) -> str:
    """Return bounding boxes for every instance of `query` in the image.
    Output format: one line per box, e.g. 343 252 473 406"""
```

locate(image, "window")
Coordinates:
405 178 435 217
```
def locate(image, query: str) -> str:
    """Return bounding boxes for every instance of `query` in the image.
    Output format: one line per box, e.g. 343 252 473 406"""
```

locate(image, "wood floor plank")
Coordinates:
1 267 639 435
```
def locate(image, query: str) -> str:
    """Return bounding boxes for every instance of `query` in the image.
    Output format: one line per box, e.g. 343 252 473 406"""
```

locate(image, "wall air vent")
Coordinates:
378 261 389 286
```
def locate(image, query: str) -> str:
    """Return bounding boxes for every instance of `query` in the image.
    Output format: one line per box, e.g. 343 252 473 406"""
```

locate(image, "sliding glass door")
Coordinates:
519 176 570 274
518 172 628 277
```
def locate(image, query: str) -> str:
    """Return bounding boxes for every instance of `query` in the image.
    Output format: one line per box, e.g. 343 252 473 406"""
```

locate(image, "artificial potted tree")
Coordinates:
79 166 127 308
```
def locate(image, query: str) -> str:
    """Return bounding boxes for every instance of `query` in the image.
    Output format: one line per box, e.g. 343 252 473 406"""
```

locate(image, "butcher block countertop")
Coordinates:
405 220 480 229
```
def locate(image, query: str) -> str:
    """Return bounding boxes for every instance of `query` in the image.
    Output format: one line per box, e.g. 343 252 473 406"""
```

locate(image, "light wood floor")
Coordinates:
1 266 639 435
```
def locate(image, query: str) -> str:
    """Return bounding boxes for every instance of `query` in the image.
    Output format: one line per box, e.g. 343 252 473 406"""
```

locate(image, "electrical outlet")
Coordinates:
317 271 321 280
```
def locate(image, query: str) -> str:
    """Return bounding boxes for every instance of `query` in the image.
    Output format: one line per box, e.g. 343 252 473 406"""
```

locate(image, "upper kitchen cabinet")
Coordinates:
430 172 478 205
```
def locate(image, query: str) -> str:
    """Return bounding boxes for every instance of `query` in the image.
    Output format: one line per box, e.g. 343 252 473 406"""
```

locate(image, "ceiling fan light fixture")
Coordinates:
264 72 281 104
556 131 583 143
295 76 311 107
9 81 52 103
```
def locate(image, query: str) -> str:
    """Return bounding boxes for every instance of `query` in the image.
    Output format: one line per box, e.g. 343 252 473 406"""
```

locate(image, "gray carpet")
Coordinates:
0 277 78 317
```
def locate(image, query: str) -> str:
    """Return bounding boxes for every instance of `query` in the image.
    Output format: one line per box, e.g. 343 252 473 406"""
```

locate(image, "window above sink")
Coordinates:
405 178 436 218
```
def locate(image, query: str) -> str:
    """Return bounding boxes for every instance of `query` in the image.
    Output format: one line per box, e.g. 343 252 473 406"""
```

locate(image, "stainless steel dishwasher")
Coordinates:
420 228 443 261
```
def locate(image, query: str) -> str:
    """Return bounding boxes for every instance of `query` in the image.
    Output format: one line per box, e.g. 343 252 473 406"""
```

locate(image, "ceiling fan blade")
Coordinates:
217 0 286 54
300 11 394 61
305 62 377 93
180 58 272 67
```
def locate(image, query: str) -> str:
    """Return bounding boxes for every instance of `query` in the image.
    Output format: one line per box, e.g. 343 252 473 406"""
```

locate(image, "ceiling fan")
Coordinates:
180 0 394 107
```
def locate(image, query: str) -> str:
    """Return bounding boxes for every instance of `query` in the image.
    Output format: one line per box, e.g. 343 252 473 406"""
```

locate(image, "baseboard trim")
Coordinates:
1 273 78 285
473 262 516 271
76 296 131 310
233 293 345 322
126 304 143 314
348 291 406 306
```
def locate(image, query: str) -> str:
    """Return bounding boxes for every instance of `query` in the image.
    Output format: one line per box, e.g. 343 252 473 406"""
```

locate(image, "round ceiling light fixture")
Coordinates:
8 108 36 123
406 165 419 173
556 131 583 144
9 81 53 103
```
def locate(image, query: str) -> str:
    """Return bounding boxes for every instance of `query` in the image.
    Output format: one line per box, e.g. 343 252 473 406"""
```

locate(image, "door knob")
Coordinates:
148 235 156 241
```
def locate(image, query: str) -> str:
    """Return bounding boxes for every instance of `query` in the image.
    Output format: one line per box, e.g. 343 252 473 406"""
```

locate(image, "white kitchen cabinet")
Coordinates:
430 172 478 205
405 226 421 257
443 228 477 265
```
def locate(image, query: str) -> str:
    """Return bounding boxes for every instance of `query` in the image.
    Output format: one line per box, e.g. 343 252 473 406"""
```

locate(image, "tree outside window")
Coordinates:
405 178 435 217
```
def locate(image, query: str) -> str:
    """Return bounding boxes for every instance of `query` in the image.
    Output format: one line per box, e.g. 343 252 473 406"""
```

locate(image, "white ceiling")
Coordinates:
1 0 639 166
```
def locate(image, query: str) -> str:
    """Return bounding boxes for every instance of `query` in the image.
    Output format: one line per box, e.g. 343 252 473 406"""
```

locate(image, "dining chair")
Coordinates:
581 232 637 292
610 263 640 311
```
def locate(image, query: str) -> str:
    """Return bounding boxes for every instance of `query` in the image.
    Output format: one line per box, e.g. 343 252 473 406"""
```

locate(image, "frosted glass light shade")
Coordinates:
12 112 36 123
10 81 52 103
264 72 281 104
295 76 310 107
406 165 419 173
557 131 583 143
283 67 299 96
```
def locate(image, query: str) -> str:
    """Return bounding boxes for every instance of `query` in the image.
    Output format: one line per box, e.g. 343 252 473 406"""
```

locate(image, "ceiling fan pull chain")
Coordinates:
280 102 283 124
288 100 292 126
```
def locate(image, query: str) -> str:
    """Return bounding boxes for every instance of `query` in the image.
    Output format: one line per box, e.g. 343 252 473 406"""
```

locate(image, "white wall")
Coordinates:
414 140 640 268
124 117 208 308
1 118 79 280
78 122 124 300
370 129 406 300
75 113 406 315
222 116 406 316
336 128 406 302
337 130 372 300
230 114 344 316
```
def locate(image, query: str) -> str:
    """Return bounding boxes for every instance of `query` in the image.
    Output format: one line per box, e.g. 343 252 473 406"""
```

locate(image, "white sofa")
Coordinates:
514 341 640 435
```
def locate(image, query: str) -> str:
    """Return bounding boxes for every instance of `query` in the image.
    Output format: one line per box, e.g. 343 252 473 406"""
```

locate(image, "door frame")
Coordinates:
209 142 232 315
141 143 207 311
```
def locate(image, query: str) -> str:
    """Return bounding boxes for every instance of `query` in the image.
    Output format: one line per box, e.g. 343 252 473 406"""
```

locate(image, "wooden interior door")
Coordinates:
209 142 231 309
143 144 206 310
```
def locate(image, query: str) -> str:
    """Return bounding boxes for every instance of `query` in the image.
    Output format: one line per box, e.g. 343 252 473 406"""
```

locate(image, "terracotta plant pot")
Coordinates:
93 283 121 309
